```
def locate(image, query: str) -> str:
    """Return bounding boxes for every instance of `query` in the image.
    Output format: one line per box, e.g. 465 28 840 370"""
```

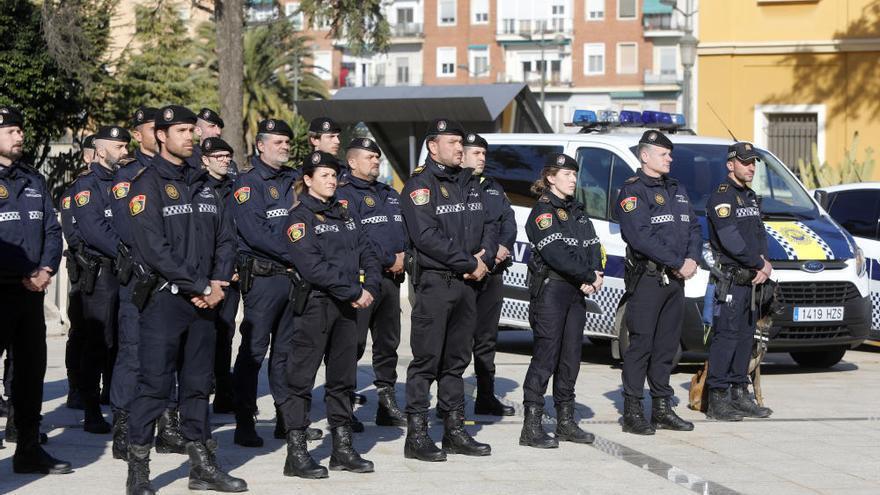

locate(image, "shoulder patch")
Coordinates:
620 196 638 213
624 176 639 184
714 203 731 218
61 195 71 209
74 190 91 207
717 183 729 193
339 199 349 209
287 223 305 243
112 182 131 200
409 188 430 206
234 186 251 204
535 213 553 230
129 194 146 216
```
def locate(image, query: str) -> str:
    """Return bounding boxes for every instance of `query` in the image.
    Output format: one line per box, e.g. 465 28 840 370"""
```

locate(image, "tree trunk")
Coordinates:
215 0 246 161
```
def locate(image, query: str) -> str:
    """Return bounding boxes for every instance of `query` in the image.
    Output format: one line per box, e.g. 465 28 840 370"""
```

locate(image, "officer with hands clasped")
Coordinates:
520 153 602 449
705 142 774 421
616 130 700 435
279 151 379 479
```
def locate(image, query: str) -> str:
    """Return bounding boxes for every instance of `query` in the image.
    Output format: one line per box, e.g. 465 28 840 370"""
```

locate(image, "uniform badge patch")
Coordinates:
0 184 7 199
410 188 430 205
62 196 71 209
287 223 305 242
620 196 638 212
556 208 568 221
113 182 130 200
129 195 146 216
74 190 91 207
536 213 553 230
439 185 449 198
269 186 280 200
339 199 348 209
234 187 251 204
654 193 665 205
714 203 731 218
164 184 179 200
717 183 729 193
736 195 744 206
364 196 376 207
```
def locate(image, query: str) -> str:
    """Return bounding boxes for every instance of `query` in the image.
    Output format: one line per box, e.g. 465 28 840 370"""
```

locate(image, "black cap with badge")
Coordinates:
308 117 341 135
155 105 197 130
346 137 381 157
198 108 224 128
201 137 233 156
258 118 293 138
727 141 759 163
0 106 23 128
463 132 488 150
639 130 674 151
131 107 159 128
544 153 579 171
94 125 132 143
424 118 465 140
302 150 341 175
82 134 96 150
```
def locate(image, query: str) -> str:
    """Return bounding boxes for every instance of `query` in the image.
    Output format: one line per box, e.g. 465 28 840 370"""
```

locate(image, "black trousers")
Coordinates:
79 263 118 408
111 281 139 411
128 291 216 445
523 279 586 407
473 272 504 393
64 281 85 393
621 274 683 399
0 284 47 440
707 283 754 389
214 284 240 402
232 274 295 413
280 293 357 430
355 275 401 389
405 272 477 415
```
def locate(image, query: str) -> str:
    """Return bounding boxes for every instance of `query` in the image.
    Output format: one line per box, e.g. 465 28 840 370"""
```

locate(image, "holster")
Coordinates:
75 251 99 295
131 265 159 312
404 250 421 287
115 243 134 286
623 247 646 295
287 269 312 316
64 250 81 284
237 256 255 295
526 260 548 300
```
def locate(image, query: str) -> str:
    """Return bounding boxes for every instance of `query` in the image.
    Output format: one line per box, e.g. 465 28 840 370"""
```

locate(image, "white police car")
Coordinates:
420 110 871 368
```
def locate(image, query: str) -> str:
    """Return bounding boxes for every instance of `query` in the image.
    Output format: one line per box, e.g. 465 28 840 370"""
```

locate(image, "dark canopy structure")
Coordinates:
296 83 551 178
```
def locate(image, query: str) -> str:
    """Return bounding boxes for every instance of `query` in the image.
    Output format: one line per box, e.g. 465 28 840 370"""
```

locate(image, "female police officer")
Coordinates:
279 151 381 479
520 153 603 449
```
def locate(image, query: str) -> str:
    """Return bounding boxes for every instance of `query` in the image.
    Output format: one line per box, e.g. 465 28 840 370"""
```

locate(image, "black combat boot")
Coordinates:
474 375 515 416
730 383 772 418
126 443 155 494
555 402 594 443
375 386 407 427
156 408 187 453
284 429 328 479
441 409 491 456
186 439 248 492
706 388 744 422
12 428 72 475
329 426 374 472
234 410 264 448
519 404 558 449
651 397 695 431
66 374 84 410
403 412 446 462
83 400 111 434
622 396 655 435
112 409 129 460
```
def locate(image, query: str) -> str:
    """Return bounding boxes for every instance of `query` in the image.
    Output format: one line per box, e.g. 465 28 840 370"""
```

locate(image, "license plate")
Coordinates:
793 306 844 322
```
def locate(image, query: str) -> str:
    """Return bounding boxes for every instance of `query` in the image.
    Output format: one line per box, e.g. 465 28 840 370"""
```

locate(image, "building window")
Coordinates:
437 47 456 77
472 0 489 24
550 3 566 31
469 47 490 77
285 2 304 30
616 42 637 74
313 14 331 30
438 0 456 26
396 57 410 85
312 51 332 81
584 43 605 75
618 0 637 19
587 0 605 20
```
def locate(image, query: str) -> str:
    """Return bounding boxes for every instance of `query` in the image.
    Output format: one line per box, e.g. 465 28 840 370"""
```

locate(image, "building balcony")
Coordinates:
391 22 424 42
643 70 681 85
496 19 572 42
334 71 423 89
504 72 572 88
643 13 684 37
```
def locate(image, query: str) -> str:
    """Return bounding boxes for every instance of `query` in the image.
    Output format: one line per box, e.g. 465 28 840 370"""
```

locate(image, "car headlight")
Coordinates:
855 247 867 277
701 241 715 270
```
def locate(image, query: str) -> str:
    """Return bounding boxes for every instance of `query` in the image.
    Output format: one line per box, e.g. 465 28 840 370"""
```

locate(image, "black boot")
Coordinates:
730 383 772 418
375 386 407 427
329 426 374 472
12 428 72 475
555 402 594 444
519 404 558 449
5 405 48 444
404 412 446 462
351 391 367 405
350 410 365 433
441 409 491 456
112 410 129 460
187 439 248 492
622 396 655 435
126 443 155 494
651 397 694 431
474 377 515 416
84 402 111 434
284 429 328 479
706 388 744 422
234 410 264 448
155 408 187 453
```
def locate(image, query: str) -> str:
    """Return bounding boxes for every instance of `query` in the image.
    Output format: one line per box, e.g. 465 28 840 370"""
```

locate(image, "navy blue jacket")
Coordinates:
400 157 497 274
336 175 406 270
526 192 602 284
616 169 701 269
60 184 83 252
283 193 381 302
110 149 153 248
232 156 296 264
707 176 768 270
128 156 236 295
479 175 517 251
71 163 122 259
0 161 62 277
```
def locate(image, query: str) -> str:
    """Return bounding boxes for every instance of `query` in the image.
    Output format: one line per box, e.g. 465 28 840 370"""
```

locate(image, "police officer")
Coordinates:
460 132 516 417
616 130 700 435
0 105 71 474
189 107 238 177
231 117 320 446
520 153 602 448
308 117 345 177
199 137 239 414
336 138 408 429
82 133 96 165
125 105 245 494
401 118 496 462
705 142 773 421
279 151 379 478
71 125 132 434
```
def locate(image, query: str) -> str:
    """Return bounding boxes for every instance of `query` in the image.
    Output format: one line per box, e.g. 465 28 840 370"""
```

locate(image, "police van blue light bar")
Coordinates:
619 110 643 126
566 108 688 133
597 110 619 124
572 110 597 124
672 113 686 126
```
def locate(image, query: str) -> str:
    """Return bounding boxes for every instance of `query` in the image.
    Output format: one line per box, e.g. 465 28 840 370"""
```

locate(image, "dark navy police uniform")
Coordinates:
60 183 86 408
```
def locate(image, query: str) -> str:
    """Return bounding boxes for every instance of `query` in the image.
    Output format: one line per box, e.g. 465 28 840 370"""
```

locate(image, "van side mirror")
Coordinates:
813 190 829 210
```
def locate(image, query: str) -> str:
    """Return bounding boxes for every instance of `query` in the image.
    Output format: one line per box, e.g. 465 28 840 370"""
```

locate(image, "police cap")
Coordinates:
424 118 465 140
155 105 197 130
309 117 341 135
727 141 759 163
198 108 225 128
0 106 23 128
463 132 488 150
638 130 674 151
94 125 132 144
346 137 381 157
544 153 579 172
302 151 341 175
82 134 96 150
201 137 233 156
258 118 294 138
131 107 158 128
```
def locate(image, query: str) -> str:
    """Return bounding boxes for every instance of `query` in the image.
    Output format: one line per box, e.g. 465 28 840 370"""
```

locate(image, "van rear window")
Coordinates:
485 144 564 208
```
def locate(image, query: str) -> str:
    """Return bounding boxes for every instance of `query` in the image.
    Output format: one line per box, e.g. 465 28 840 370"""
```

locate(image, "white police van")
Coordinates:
419 110 871 368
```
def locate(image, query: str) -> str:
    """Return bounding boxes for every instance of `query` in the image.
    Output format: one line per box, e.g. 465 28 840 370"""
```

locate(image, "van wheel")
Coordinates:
790 347 847 368
614 302 683 370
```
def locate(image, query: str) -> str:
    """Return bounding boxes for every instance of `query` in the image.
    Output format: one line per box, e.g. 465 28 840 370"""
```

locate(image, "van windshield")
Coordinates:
630 144 819 218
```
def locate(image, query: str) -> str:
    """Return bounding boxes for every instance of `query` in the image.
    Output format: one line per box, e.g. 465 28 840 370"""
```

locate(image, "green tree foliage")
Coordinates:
298 0 390 57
